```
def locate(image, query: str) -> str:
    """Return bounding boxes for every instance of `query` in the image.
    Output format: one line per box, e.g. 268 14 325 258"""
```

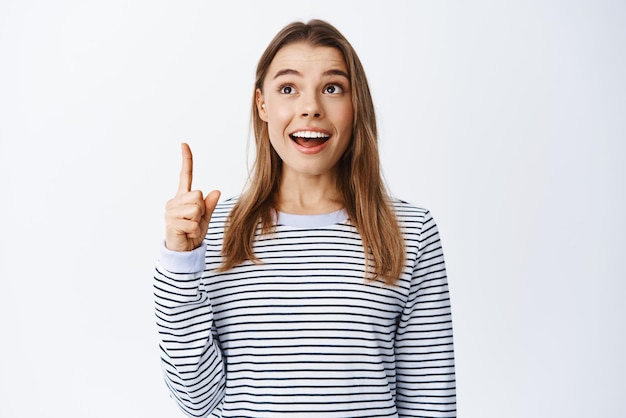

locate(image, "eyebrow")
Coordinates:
272 68 349 80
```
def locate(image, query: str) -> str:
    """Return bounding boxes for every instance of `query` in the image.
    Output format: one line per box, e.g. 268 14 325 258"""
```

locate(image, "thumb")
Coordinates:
202 190 221 225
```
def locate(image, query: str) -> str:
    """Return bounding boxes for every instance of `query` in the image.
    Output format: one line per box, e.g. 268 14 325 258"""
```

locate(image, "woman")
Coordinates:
155 19 456 417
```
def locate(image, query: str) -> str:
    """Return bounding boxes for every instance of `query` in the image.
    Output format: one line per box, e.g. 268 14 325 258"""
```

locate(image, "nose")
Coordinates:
300 93 323 119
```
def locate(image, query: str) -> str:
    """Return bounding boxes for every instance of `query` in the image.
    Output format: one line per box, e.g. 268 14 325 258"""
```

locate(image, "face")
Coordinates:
256 42 353 180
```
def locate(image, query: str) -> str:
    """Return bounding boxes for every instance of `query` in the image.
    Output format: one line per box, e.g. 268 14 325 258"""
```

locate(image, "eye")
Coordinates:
324 84 344 94
279 85 296 94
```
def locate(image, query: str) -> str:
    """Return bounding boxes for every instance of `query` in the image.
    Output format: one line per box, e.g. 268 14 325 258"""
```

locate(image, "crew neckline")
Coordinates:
276 208 349 228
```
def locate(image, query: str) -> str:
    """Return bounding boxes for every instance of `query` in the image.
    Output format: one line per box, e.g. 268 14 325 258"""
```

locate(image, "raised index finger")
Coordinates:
177 142 193 195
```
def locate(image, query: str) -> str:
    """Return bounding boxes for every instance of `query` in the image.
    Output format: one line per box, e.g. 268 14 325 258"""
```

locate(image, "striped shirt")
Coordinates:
154 198 456 417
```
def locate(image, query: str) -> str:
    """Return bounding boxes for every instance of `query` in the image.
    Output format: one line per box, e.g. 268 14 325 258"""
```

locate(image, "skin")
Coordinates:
164 143 220 252
165 42 354 251
256 42 353 214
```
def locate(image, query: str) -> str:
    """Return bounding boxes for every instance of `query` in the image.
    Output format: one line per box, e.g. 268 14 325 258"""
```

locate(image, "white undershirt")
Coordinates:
276 209 348 228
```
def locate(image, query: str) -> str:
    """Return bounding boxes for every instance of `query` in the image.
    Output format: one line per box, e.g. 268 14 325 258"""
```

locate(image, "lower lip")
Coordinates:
291 138 330 155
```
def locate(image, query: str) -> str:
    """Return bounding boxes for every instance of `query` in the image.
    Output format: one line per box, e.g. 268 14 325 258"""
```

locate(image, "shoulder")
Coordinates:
207 195 239 230
389 198 431 224
212 195 239 216
389 198 441 242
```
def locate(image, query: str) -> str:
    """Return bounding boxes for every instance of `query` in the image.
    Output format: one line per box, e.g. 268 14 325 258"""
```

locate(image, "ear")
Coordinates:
256 89 268 122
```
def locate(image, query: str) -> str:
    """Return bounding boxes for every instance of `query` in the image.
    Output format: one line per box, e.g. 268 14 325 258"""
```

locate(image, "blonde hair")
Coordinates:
219 19 405 285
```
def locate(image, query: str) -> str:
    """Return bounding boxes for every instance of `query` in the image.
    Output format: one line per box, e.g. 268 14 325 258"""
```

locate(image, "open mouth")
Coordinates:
289 131 331 148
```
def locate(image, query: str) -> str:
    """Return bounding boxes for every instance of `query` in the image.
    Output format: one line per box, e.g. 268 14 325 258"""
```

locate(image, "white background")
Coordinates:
1 1 624 417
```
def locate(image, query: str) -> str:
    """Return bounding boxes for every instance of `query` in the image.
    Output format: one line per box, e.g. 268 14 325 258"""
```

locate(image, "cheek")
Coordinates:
333 102 354 131
339 112 354 138
267 107 293 136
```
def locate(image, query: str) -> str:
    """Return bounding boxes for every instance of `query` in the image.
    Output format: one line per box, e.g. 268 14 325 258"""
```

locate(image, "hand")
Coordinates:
164 143 221 252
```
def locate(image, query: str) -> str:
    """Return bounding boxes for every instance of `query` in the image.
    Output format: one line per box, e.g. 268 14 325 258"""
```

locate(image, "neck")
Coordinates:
277 171 344 215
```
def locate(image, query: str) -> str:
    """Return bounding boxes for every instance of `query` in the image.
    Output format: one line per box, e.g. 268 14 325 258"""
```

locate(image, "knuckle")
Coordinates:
188 204 202 219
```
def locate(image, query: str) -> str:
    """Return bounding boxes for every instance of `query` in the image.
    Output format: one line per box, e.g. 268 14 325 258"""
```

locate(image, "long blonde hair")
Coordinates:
219 19 405 285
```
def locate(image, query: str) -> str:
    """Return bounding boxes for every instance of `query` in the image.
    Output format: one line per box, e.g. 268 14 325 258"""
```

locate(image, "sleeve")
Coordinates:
159 241 207 274
395 211 456 417
153 245 226 417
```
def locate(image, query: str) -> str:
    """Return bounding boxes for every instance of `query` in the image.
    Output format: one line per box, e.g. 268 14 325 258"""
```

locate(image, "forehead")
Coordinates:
268 42 347 74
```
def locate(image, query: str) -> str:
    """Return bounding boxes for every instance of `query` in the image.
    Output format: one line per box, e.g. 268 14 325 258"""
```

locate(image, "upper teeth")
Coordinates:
291 131 330 139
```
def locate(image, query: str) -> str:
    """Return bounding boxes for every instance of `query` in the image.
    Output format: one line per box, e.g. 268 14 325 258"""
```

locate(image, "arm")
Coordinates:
155 143 224 416
154 244 226 417
395 211 456 417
